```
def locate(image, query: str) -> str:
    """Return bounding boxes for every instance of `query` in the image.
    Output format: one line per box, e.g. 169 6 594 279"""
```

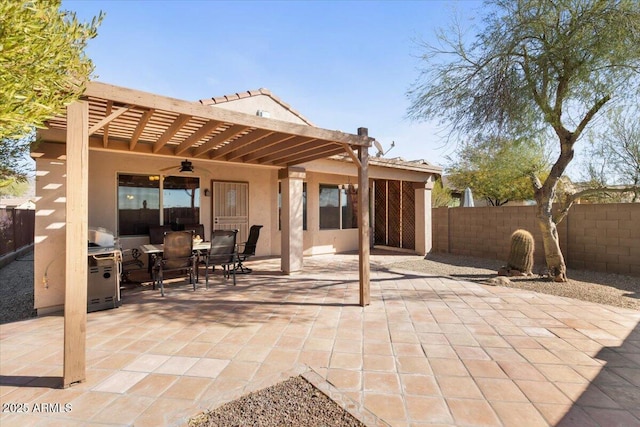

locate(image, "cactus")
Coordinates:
505 229 534 275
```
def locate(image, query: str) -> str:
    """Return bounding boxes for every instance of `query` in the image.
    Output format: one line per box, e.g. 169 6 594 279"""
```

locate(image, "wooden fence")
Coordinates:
432 203 640 276
0 208 35 258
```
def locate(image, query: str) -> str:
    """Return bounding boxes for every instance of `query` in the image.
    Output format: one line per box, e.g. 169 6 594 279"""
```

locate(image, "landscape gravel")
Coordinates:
189 376 365 427
389 252 640 310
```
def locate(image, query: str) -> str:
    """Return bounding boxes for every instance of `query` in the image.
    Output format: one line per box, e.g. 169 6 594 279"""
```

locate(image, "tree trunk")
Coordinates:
532 129 575 283
535 203 567 282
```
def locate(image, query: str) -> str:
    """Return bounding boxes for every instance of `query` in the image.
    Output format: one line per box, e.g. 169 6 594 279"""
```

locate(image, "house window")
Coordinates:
319 184 358 230
117 174 200 236
278 182 307 230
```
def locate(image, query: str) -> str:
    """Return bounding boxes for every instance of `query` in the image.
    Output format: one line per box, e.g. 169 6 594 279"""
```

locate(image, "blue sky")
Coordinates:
63 0 484 169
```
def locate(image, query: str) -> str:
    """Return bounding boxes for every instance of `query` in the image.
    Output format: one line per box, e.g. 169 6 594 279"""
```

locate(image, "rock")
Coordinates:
483 276 512 286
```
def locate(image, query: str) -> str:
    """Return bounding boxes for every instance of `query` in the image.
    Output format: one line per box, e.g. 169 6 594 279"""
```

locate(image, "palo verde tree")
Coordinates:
0 0 103 182
446 137 549 206
408 0 640 282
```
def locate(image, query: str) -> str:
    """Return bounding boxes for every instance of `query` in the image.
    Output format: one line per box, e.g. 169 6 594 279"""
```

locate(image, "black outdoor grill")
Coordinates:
87 227 122 312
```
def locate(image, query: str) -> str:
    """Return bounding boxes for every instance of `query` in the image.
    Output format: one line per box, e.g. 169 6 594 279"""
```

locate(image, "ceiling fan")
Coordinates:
159 159 194 173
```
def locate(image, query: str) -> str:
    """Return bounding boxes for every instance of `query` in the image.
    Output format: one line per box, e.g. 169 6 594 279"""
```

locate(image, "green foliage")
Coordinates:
431 177 454 207
446 137 549 206
0 134 35 184
0 0 103 141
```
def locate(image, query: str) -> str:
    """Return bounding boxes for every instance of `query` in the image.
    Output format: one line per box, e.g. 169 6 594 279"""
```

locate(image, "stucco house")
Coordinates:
32 81 441 385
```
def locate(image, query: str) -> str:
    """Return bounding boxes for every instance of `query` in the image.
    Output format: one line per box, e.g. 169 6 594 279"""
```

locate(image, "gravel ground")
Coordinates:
389 252 640 311
189 376 365 427
0 250 36 324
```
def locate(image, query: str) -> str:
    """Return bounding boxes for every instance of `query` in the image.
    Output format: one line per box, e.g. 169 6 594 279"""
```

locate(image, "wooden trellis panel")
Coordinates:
402 181 416 250
387 180 401 248
374 180 387 245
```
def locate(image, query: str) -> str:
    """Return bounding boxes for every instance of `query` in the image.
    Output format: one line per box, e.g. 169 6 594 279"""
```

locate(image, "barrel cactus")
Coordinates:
504 229 534 276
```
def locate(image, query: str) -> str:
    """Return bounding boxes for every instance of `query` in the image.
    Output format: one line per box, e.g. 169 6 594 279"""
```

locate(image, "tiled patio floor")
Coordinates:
1 252 639 426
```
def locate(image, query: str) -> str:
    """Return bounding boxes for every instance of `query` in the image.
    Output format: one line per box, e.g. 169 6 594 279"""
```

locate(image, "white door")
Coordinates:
212 181 249 243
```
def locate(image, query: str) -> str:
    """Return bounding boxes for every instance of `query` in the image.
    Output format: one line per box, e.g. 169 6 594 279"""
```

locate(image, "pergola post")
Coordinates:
279 167 306 274
63 100 89 388
357 128 370 306
414 179 435 256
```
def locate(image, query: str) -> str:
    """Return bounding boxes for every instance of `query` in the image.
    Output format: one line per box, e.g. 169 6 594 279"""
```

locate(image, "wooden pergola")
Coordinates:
42 81 372 387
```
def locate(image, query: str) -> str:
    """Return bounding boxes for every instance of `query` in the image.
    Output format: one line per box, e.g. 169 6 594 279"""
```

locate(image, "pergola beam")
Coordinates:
85 82 370 147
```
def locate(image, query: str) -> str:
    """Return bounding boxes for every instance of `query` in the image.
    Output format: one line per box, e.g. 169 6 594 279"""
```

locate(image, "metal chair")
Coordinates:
205 229 238 287
235 225 263 274
152 231 196 297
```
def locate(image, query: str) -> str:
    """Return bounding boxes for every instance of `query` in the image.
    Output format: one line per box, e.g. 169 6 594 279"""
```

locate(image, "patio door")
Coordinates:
211 181 249 244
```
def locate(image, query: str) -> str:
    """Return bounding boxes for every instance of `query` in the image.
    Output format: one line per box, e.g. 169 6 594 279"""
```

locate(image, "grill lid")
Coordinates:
88 227 115 247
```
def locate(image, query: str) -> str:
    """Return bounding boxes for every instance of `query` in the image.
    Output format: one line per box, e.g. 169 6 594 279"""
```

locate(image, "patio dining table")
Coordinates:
139 241 212 255
139 241 212 281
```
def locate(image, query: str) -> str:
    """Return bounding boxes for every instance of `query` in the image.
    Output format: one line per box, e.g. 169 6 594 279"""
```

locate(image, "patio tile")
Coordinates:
327 368 362 390
2 252 639 427
364 354 396 372
185 358 230 378
436 376 483 399
91 394 154 425
127 373 179 397
161 376 212 400
429 358 468 377
404 395 452 423
364 372 402 393
491 401 549 426
498 361 546 381
400 374 440 396
124 354 170 372
218 360 260 381
475 377 528 402
583 406 640 427
66 391 120 420
515 379 572 405
463 360 508 379
92 371 148 393
447 398 501 426
154 356 199 375
364 393 407 421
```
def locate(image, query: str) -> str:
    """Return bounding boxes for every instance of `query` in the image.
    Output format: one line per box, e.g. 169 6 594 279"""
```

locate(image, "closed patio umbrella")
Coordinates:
462 187 475 207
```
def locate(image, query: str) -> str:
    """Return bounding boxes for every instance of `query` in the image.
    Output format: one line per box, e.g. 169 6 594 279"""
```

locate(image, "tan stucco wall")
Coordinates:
32 142 436 313
33 144 68 313
210 95 309 125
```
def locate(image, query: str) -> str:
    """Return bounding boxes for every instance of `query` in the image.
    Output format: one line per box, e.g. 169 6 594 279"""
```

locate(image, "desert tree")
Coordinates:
446 137 549 206
0 0 103 183
581 106 640 202
408 0 640 281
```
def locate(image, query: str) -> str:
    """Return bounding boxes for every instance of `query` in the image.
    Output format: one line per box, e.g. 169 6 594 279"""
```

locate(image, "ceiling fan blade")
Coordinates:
159 165 177 171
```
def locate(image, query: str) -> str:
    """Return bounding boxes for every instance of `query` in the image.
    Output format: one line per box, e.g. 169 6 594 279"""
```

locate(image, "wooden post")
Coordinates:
63 100 89 388
357 128 370 306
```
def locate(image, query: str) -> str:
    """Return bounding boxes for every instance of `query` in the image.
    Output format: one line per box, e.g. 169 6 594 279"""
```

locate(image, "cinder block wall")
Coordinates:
432 204 639 276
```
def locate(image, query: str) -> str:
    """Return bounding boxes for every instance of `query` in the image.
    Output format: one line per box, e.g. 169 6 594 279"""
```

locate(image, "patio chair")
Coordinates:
205 229 238 287
235 225 263 274
152 231 196 297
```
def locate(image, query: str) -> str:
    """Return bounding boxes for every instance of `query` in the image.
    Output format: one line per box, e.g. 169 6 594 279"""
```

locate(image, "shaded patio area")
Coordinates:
1 252 639 426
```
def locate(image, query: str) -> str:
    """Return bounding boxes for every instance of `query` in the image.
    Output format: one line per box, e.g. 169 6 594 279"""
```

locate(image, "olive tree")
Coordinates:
0 1 102 182
408 0 640 282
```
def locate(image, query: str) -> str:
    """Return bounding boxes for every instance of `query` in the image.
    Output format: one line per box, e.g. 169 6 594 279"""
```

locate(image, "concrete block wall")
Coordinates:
432 203 639 276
